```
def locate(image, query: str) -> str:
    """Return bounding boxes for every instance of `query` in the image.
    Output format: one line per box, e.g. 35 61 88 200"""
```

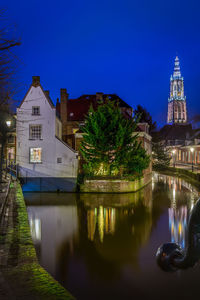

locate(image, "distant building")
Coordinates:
16 76 78 192
159 123 193 147
167 56 187 124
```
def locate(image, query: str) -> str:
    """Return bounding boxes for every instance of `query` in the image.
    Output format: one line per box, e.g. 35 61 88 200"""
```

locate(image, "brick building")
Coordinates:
158 124 200 169
56 90 133 150
56 90 152 174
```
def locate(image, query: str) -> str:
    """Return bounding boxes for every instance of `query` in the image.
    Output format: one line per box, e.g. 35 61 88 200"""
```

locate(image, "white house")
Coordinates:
16 76 78 192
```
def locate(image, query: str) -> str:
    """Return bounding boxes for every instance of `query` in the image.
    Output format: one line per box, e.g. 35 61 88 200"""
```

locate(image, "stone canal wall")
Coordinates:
0 181 75 300
80 173 152 193
155 167 200 191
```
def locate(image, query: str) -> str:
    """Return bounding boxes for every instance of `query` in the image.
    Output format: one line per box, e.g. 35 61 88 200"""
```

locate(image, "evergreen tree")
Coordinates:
134 105 156 133
80 101 150 177
152 137 171 170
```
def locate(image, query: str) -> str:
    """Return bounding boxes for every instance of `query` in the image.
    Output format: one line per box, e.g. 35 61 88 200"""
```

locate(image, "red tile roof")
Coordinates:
56 94 132 122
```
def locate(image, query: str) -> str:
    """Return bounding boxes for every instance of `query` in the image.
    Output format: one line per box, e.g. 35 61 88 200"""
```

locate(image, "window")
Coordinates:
30 148 42 163
32 106 40 115
7 148 15 160
7 135 15 144
57 157 62 163
29 125 42 140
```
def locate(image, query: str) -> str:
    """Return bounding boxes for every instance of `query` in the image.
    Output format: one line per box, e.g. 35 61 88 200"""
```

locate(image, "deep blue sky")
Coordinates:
2 0 200 127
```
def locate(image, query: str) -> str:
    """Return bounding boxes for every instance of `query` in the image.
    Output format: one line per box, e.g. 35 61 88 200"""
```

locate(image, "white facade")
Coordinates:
16 77 78 188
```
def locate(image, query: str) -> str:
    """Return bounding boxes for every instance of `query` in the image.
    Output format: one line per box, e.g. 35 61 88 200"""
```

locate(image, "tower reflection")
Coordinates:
169 206 187 249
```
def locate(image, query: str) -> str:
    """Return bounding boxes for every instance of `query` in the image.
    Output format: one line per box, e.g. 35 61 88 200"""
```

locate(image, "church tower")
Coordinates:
167 56 187 124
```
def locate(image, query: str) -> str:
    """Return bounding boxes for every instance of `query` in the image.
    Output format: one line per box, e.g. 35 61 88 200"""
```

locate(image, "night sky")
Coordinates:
2 0 200 127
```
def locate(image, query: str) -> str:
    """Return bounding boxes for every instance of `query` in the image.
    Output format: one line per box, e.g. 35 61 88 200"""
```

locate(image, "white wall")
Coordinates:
17 85 78 178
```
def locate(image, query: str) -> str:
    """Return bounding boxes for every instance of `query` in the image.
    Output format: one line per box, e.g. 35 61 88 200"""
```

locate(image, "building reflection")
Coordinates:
29 215 41 242
27 205 78 278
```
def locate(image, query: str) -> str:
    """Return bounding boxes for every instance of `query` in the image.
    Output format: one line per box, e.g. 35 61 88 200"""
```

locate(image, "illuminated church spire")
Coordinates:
167 56 187 124
173 56 181 78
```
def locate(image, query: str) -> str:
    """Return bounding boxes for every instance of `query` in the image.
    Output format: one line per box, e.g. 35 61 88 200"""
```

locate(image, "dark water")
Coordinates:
25 173 200 300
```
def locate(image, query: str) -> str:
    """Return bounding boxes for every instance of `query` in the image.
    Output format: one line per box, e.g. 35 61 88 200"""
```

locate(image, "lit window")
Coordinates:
70 112 74 117
30 148 42 163
32 106 40 115
29 125 42 140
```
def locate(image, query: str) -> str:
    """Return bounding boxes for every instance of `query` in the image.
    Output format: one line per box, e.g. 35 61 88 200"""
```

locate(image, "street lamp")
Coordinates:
172 149 176 168
6 120 11 128
0 119 12 183
190 147 194 172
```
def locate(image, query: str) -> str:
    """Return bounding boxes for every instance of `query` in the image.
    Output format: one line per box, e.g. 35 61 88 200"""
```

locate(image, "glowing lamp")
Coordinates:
6 120 11 127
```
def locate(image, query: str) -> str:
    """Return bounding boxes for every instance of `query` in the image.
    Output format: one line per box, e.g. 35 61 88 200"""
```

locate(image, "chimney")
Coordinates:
96 92 103 101
45 90 50 97
60 88 69 136
32 76 40 87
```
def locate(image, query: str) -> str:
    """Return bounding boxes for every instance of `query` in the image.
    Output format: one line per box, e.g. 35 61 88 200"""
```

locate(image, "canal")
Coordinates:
25 173 200 300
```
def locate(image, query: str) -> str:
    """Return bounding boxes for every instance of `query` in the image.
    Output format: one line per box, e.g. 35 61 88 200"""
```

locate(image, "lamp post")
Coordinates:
0 118 12 183
172 149 176 168
190 147 194 172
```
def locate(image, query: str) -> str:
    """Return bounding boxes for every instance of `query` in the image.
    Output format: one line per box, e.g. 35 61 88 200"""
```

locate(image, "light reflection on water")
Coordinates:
25 173 200 300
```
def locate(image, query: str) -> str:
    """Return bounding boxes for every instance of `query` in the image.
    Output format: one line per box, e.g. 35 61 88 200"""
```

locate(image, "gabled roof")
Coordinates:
19 76 55 109
56 93 132 122
159 123 193 140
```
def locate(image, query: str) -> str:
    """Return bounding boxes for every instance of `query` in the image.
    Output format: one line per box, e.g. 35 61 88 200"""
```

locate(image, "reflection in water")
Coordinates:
27 205 78 278
169 206 187 249
26 174 200 300
157 198 200 272
29 215 41 242
154 173 200 250
87 207 116 242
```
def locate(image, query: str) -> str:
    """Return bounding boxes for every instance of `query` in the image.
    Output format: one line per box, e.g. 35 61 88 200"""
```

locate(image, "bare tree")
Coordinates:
0 10 21 109
0 10 20 181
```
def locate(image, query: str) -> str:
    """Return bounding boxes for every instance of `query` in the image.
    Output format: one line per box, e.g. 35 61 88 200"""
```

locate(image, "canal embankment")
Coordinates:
79 173 152 193
154 166 200 191
0 180 75 300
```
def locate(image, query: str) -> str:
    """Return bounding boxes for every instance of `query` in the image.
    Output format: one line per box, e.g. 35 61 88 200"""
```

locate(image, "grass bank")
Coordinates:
3 182 75 300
